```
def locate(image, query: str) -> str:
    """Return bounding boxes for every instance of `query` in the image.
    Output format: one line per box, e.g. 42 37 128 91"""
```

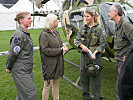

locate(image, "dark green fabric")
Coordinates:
5 26 38 100
114 18 133 61
80 53 102 100
76 23 106 53
114 18 133 100
12 63 38 100
76 23 106 100
6 26 33 70
39 29 64 80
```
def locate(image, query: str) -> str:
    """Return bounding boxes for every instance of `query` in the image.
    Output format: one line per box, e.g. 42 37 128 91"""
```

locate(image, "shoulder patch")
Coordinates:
14 38 21 44
102 30 106 35
13 46 21 53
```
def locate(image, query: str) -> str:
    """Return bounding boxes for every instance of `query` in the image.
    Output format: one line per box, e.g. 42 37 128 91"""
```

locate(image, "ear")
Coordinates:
115 11 118 16
19 19 23 23
92 15 95 19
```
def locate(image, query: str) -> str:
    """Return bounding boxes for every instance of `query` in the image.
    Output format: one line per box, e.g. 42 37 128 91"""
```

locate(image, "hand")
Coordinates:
123 56 126 61
80 44 89 53
6 69 11 73
92 50 98 60
92 53 96 60
62 45 68 53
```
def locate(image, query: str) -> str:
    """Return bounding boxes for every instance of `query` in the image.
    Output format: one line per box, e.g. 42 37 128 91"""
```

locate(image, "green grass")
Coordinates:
0 28 116 100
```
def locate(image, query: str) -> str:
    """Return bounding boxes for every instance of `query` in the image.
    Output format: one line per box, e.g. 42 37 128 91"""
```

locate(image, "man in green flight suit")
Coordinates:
75 9 106 100
108 4 133 100
5 12 38 100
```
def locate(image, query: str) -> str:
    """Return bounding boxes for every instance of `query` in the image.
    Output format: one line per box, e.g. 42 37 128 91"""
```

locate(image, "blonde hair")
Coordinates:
14 12 30 24
85 9 101 25
44 14 57 29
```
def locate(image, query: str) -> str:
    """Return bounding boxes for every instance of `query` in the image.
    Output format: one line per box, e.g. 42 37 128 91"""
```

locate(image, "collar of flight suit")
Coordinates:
115 17 124 30
86 23 98 29
18 25 30 36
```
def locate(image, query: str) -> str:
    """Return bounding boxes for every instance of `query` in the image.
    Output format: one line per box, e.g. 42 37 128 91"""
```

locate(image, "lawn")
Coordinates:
0 27 116 100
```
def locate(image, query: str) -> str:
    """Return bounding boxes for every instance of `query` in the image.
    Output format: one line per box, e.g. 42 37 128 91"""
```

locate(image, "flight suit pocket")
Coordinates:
81 31 88 46
24 40 33 52
90 35 98 46
16 63 32 74
11 62 23 73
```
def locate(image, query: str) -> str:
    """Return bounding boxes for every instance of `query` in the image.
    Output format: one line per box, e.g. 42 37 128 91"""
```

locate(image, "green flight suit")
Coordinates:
76 23 106 100
5 26 38 100
114 18 133 100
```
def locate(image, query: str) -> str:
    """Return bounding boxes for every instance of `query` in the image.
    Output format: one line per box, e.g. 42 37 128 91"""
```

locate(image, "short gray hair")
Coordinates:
112 4 123 16
44 14 57 29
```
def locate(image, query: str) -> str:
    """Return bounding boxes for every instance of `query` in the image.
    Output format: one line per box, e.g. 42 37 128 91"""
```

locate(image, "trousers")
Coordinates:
80 69 101 100
42 77 60 100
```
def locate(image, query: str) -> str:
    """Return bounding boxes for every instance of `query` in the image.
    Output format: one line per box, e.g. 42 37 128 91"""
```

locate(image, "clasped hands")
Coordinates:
61 45 68 53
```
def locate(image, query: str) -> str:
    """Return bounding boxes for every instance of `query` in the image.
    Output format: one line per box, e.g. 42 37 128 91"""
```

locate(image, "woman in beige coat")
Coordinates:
39 14 68 100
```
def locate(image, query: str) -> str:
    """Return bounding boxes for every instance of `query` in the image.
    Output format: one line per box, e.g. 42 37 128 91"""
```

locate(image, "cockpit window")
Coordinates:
70 11 83 29
123 4 133 24
99 3 115 37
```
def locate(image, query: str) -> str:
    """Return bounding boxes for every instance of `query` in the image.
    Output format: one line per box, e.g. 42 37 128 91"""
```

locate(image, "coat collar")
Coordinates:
44 28 56 34
115 18 124 30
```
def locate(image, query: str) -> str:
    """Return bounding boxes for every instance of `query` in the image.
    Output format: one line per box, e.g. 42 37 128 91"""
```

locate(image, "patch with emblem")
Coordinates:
102 30 106 35
13 46 21 53
14 38 21 44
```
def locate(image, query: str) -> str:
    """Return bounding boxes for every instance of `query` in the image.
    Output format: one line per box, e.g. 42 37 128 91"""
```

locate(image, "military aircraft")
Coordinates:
34 0 133 61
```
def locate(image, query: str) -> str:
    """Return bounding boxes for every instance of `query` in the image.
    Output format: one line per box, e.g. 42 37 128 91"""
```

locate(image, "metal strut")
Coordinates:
63 58 81 90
